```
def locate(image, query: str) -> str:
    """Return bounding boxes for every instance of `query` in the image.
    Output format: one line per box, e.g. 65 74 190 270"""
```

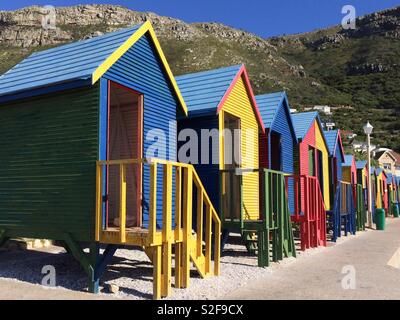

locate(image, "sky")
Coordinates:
1 0 399 38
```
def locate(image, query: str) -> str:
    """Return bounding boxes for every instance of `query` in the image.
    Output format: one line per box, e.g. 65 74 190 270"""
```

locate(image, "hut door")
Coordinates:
223 112 241 220
107 81 143 229
317 150 324 191
270 131 282 171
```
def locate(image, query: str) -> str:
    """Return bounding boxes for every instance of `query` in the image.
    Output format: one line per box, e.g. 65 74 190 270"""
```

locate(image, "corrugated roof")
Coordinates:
375 168 387 177
0 24 142 97
0 22 189 114
255 91 297 141
343 154 354 167
323 130 338 156
176 65 242 116
255 91 286 128
291 111 319 141
356 160 367 170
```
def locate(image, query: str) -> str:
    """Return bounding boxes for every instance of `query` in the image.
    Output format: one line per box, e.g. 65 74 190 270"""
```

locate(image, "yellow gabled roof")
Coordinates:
92 21 188 115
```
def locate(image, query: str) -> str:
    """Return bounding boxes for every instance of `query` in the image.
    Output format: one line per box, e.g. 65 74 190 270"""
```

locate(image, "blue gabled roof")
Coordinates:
176 65 242 116
343 154 354 167
291 111 319 141
323 129 345 162
255 91 297 141
323 130 338 156
0 24 142 97
256 91 286 128
356 160 367 170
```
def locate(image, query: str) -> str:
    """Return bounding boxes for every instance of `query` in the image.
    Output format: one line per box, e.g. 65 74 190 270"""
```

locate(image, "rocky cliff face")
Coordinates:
0 5 189 47
269 6 400 50
0 5 276 47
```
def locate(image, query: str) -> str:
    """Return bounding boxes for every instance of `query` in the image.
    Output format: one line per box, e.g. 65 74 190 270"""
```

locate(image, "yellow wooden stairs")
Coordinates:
95 158 221 299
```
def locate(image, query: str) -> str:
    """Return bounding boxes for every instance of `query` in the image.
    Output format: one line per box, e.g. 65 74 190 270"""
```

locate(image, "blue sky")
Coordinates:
1 0 399 37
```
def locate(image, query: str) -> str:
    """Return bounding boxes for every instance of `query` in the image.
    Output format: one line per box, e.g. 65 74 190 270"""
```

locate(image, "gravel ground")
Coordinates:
0 229 369 300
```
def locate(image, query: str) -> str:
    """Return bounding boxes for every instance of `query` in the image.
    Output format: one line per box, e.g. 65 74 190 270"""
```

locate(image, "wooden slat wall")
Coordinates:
342 167 352 184
178 116 220 210
0 85 99 241
220 76 260 221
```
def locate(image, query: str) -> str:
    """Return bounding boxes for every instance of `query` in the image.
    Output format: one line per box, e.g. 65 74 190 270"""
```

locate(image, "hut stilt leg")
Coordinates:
92 244 119 293
153 246 162 300
63 234 101 294
88 242 100 294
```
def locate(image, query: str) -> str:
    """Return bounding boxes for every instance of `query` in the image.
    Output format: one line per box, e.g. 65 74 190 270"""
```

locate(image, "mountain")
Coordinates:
0 4 399 151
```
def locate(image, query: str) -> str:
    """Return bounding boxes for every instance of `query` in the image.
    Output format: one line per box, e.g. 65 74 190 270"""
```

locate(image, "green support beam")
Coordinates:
220 168 297 267
63 233 97 293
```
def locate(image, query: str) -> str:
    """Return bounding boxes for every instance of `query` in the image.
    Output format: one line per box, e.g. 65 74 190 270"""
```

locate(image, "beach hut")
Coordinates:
256 92 297 211
0 22 221 299
324 130 345 209
342 155 358 186
291 111 329 249
324 130 354 239
356 161 368 191
338 155 360 235
356 160 369 221
370 168 377 217
177 65 295 266
375 168 388 214
387 173 393 215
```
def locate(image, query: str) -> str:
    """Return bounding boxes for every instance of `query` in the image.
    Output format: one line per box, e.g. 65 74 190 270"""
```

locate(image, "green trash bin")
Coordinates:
375 208 386 230
393 204 400 218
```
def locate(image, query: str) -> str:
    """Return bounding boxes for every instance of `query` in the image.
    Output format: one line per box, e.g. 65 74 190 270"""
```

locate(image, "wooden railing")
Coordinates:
330 181 357 242
95 158 221 299
285 174 327 250
192 169 221 276
219 168 296 267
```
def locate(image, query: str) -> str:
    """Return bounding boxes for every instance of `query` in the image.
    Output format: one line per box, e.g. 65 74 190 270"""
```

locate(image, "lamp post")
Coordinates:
363 121 374 228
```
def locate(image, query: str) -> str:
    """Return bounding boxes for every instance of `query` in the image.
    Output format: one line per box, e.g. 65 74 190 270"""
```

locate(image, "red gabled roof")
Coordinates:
216 64 265 133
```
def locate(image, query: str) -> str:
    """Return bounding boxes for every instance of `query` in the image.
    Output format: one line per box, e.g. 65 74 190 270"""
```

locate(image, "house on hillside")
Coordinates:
375 149 397 175
313 105 331 115
341 130 357 141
